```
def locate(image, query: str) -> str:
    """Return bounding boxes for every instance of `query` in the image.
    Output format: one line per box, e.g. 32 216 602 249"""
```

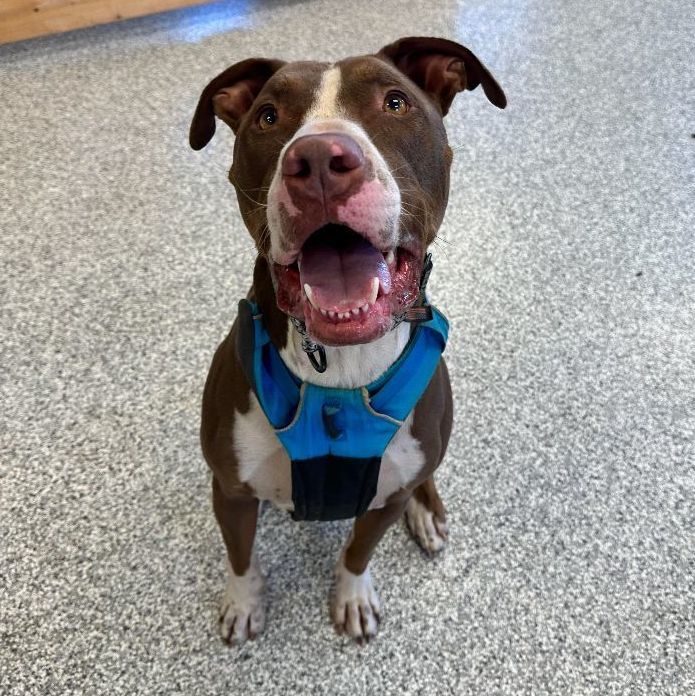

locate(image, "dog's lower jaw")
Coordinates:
271 241 423 348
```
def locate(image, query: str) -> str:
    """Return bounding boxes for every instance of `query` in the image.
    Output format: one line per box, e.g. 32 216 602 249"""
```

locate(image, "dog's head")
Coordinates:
190 37 505 346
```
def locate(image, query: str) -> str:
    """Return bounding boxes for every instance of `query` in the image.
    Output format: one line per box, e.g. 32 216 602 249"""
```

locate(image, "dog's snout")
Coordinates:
282 133 365 198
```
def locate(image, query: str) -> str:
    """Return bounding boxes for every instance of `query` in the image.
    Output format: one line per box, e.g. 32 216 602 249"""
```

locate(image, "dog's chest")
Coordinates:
233 394 424 511
232 322 425 511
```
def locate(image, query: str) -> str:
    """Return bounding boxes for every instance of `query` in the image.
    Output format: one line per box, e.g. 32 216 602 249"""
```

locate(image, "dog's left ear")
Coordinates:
377 36 506 115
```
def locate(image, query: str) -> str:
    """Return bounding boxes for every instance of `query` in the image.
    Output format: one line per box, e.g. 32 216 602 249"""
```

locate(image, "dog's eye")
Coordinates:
258 106 278 130
383 92 410 114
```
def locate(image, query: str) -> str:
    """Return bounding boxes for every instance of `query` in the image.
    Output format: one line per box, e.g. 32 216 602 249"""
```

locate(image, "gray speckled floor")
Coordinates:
1 0 694 694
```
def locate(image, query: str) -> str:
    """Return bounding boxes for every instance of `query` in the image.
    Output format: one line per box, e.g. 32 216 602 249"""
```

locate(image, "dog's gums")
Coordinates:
272 225 422 345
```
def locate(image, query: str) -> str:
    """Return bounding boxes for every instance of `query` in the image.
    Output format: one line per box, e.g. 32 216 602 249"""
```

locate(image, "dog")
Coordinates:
189 36 505 644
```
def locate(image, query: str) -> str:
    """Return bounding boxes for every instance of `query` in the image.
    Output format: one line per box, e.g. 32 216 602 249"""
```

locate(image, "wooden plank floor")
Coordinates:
0 0 213 44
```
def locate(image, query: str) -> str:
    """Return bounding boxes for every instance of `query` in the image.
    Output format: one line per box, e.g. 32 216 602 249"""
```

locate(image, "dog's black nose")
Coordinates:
282 133 365 200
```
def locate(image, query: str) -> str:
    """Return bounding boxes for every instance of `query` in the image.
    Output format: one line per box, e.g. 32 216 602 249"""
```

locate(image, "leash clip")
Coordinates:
307 345 327 373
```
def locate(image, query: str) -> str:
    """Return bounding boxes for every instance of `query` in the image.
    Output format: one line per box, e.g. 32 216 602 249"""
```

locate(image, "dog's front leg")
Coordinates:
212 477 265 644
332 496 409 642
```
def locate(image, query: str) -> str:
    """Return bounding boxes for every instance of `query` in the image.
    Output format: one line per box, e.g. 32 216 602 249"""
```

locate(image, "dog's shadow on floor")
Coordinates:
255 502 350 585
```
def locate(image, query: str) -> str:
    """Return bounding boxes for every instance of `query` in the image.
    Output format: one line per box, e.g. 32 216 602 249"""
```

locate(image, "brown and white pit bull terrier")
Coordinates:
189 37 505 644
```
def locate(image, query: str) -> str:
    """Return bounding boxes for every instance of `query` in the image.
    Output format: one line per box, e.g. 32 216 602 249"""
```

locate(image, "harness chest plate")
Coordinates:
236 300 448 521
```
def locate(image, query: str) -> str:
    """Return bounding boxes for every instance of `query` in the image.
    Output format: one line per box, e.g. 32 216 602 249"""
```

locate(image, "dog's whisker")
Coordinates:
434 233 453 246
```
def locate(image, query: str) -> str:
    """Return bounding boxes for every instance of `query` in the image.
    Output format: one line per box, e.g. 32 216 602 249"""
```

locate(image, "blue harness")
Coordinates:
236 299 448 521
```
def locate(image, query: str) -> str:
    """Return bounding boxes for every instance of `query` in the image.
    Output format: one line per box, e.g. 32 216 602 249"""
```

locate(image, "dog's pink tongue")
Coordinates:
299 229 391 310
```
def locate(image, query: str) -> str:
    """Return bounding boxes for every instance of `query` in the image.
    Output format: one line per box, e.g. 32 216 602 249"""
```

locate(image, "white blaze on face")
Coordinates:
304 65 343 121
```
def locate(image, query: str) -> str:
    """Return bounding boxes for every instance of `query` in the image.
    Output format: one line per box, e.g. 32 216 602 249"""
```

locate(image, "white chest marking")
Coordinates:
234 393 293 510
234 323 425 512
369 411 425 510
280 321 410 388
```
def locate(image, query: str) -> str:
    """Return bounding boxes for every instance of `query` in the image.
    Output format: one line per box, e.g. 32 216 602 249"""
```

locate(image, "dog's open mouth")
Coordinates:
273 225 422 345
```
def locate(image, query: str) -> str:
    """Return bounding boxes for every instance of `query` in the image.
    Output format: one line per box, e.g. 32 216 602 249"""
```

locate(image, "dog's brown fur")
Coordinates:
190 37 505 643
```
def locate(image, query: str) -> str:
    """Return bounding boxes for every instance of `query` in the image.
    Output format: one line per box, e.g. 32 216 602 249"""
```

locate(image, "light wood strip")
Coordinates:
0 0 213 44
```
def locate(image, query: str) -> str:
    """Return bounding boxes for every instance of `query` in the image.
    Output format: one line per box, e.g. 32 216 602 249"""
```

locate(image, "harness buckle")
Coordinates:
402 305 433 322
392 252 434 328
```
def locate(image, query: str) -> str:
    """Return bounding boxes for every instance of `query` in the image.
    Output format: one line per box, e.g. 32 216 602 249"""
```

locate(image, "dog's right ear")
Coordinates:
189 58 286 150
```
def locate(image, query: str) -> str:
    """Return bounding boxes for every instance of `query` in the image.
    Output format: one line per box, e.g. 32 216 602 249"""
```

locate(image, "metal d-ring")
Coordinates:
307 344 327 373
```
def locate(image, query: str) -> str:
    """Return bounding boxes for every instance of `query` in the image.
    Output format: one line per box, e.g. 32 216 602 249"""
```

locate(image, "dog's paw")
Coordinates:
219 560 265 645
405 496 448 555
331 562 381 643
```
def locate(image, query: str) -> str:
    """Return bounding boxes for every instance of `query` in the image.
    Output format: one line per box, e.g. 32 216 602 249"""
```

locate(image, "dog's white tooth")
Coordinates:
328 310 336 319
340 312 348 319
351 307 360 316
385 250 395 265
320 308 328 316
361 303 370 312
304 283 318 309
368 277 379 305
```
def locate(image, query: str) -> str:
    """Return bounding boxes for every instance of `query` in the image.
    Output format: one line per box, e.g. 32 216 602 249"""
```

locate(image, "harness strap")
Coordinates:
236 296 449 522
366 305 448 421
237 298 448 430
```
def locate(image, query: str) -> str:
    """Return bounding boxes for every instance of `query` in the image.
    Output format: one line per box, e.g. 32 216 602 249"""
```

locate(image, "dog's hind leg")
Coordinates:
404 476 449 555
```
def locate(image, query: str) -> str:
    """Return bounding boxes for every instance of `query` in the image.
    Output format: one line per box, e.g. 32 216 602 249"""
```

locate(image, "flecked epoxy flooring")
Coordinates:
1 0 694 694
